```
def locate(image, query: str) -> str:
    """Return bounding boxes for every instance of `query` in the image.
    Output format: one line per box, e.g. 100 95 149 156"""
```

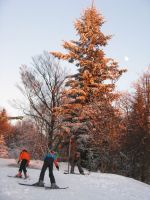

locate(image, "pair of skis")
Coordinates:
19 183 68 189
7 175 29 180
64 170 90 175
8 175 68 189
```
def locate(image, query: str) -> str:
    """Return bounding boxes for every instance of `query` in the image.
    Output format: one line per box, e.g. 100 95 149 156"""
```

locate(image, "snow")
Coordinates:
0 158 150 200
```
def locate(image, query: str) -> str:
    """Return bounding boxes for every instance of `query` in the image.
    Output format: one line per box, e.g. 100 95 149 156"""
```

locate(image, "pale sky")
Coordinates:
0 0 150 116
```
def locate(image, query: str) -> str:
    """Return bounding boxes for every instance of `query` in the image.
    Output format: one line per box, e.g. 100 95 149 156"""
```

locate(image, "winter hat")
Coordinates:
22 148 27 152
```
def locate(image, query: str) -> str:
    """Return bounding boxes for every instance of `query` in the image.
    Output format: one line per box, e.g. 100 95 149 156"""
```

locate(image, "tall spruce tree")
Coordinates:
51 5 126 139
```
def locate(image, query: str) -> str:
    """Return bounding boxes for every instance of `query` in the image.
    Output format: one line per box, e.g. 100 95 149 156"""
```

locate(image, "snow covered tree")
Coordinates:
51 4 126 160
121 68 150 183
7 119 47 159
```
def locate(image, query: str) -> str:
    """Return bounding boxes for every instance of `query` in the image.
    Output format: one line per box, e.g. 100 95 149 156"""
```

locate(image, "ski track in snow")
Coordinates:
0 158 150 200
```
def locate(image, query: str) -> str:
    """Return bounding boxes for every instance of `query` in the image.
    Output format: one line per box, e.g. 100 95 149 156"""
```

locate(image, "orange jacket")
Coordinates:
19 151 30 164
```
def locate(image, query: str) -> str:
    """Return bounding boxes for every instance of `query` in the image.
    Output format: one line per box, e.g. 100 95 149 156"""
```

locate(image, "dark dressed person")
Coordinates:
69 136 84 174
33 149 59 188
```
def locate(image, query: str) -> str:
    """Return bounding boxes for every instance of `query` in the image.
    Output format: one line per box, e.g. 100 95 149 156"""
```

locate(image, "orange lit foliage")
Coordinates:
0 109 12 158
0 109 12 136
51 5 126 147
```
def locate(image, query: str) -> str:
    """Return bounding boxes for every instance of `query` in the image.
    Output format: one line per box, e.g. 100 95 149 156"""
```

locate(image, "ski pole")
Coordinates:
67 137 72 173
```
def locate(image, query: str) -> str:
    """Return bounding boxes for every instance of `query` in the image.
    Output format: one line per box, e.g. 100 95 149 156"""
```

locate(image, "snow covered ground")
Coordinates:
0 158 150 200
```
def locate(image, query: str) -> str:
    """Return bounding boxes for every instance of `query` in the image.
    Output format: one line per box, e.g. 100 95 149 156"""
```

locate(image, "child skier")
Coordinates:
33 149 59 188
16 149 30 178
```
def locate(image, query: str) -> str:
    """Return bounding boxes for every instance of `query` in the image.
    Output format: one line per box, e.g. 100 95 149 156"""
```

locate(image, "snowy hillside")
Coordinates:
0 158 150 200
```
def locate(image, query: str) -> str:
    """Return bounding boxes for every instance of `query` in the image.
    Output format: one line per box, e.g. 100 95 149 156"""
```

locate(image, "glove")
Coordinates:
56 165 59 171
17 160 20 164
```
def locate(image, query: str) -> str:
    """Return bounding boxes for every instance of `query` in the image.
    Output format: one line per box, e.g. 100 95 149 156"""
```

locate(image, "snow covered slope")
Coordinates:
0 158 150 200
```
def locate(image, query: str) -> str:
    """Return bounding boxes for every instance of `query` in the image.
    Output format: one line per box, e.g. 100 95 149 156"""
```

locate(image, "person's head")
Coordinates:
50 150 55 154
22 149 27 152
49 149 57 159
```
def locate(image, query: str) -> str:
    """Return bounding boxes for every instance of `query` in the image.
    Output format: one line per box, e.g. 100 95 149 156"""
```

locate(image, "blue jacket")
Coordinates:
44 152 57 160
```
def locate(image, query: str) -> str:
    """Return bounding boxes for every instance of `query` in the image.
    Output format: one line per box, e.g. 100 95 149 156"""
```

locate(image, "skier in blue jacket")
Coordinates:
33 149 59 188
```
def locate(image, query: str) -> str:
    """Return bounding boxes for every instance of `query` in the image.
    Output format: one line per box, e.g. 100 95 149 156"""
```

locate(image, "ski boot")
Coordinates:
16 172 22 178
32 180 44 187
51 183 59 189
24 173 29 179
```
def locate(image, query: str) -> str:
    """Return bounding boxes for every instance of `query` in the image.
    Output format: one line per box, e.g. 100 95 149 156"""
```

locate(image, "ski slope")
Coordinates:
0 158 150 200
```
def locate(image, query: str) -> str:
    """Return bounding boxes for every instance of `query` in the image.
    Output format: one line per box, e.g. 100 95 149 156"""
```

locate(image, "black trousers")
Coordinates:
39 158 55 184
70 159 84 174
19 159 28 175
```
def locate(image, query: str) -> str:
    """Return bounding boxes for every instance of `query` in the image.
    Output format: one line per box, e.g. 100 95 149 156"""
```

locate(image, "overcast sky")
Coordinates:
0 0 150 116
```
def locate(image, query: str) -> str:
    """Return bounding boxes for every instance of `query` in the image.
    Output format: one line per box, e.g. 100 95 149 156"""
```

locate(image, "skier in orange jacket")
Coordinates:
16 149 30 178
